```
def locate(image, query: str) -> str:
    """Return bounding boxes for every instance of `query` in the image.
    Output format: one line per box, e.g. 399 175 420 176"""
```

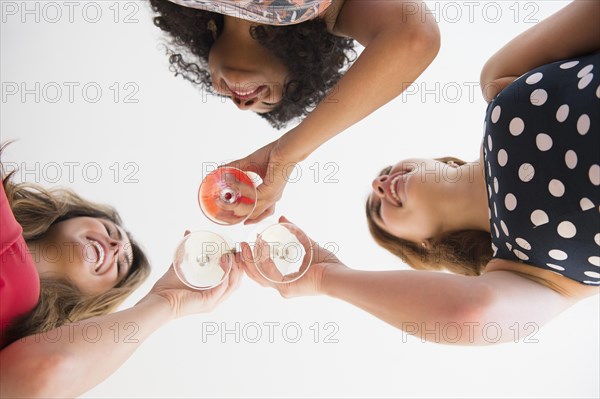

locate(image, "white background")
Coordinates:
1 1 599 398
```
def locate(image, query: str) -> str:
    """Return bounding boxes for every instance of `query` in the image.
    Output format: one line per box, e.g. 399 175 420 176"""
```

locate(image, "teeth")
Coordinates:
90 240 105 271
233 88 259 96
390 175 402 204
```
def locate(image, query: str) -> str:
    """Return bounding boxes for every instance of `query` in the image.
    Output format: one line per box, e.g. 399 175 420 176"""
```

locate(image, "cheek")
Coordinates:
381 205 437 242
207 48 219 75
380 206 409 238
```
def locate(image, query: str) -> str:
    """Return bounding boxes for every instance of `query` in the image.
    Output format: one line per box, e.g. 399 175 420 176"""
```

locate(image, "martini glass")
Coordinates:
173 231 233 290
251 222 313 284
198 167 258 226
173 222 314 289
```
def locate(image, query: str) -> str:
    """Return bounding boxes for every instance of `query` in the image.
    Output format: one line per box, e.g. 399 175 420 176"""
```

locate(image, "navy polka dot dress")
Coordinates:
483 52 600 285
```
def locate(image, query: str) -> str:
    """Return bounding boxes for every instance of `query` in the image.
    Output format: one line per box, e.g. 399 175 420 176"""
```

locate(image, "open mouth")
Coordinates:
390 175 403 206
388 165 414 206
231 85 266 100
89 239 106 273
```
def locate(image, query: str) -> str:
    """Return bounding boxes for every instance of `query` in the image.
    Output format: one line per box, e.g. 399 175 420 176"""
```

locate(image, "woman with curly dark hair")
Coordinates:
149 0 441 223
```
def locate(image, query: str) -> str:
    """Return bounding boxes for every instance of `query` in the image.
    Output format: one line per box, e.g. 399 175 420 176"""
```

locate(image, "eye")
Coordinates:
103 222 124 277
103 222 114 237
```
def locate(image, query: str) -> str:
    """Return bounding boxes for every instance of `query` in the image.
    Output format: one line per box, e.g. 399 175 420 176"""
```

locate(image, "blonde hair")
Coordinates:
366 157 492 276
1 144 151 346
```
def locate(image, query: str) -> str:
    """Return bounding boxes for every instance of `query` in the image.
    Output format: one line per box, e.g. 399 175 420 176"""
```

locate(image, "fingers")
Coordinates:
239 242 273 288
255 237 284 282
219 253 233 274
277 216 315 252
245 204 276 225
215 259 243 306
208 269 230 298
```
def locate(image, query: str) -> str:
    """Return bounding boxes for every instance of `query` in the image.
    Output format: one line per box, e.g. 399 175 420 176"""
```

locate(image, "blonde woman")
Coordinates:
0 147 243 397
239 1 599 344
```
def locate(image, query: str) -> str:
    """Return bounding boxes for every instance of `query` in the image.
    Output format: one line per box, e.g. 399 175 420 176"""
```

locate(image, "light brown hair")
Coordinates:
1 144 151 347
366 157 492 276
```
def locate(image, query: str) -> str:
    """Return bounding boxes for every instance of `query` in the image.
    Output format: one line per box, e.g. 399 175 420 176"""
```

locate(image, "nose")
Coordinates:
109 238 123 255
231 96 257 110
372 175 388 199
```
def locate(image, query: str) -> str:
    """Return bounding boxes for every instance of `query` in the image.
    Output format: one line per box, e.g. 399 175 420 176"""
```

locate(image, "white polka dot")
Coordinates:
497 149 508 166
589 165 600 186
584 280 600 285
518 163 535 182
509 117 525 135
548 179 565 197
565 150 578 169
494 202 498 217
577 65 594 78
491 106 501 123
487 162 491 177
494 177 499 194
536 133 553 151
505 193 517 211
557 221 577 238
531 209 549 226
488 185 492 198
560 61 579 69
589 256 600 267
549 249 568 260
487 135 493 151
597 85 600 98
579 74 593 90
577 114 590 135
501 220 509 236
580 198 594 211
547 263 565 271
513 249 529 261
595 233 600 246
526 72 543 84
491 243 498 256
584 271 600 279
506 242 513 251
556 104 569 122
530 89 548 106
494 224 499 238
516 237 531 250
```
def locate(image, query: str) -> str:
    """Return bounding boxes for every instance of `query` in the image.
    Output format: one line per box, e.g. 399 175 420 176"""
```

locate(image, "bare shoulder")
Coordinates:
484 258 599 300
324 0 437 42
321 0 345 33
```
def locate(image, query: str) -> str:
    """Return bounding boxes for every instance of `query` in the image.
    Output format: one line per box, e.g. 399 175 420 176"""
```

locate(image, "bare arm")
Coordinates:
240 228 583 346
480 0 600 102
0 296 173 398
0 265 242 398
321 263 579 345
279 0 440 161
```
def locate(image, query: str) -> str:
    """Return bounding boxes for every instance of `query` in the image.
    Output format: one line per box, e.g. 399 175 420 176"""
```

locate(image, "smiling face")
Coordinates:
31 217 134 296
208 16 289 113
368 158 462 245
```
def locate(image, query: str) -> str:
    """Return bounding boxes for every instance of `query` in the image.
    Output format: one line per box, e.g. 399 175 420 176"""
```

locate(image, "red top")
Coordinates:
0 182 40 347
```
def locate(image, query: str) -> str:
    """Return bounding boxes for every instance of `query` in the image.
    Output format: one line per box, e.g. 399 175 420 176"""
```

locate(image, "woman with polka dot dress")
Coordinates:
237 0 599 344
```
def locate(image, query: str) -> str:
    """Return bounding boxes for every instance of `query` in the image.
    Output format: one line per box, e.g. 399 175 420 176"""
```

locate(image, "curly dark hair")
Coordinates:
148 0 356 129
